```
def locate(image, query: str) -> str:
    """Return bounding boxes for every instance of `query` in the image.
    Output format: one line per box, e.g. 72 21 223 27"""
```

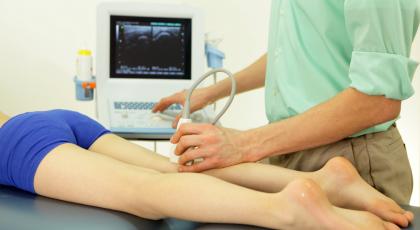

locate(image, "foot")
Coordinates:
272 179 396 230
316 157 413 227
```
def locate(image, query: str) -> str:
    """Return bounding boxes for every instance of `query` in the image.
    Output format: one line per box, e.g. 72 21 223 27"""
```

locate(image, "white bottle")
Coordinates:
76 49 93 81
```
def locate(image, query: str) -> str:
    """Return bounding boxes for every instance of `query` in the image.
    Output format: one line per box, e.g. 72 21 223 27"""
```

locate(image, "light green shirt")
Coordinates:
265 0 420 136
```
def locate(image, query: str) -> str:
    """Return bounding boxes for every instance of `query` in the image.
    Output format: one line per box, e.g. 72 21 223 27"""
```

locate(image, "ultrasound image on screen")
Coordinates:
110 16 192 79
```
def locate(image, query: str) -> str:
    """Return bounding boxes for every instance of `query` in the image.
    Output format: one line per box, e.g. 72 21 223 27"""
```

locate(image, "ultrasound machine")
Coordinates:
96 2 214 140
2 2 419 230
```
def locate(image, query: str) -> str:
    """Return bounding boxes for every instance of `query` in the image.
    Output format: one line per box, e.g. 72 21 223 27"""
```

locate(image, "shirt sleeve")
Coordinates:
344 0 419 100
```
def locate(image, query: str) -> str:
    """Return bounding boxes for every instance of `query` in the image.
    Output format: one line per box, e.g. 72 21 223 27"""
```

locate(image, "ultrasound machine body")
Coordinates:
96 2 211 139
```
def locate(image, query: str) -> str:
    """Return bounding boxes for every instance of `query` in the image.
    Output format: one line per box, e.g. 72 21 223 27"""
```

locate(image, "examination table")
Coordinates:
1 185 419 230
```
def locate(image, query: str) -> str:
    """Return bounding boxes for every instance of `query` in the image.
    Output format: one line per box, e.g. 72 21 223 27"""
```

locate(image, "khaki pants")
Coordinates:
269 125 413 204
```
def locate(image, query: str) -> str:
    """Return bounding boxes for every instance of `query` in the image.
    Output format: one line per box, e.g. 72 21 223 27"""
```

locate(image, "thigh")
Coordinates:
268 139 356 172
51 109 176 173
361 127 413 204
34 143 160 215
88 134 177 173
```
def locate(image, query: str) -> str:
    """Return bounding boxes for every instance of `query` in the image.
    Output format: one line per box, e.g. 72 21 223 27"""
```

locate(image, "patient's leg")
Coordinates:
33 143 395 230
88 134 413 227
207 158 413 227
88 134 178 173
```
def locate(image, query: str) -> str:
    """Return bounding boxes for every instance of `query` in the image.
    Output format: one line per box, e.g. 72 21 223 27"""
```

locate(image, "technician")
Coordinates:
153 0 420 204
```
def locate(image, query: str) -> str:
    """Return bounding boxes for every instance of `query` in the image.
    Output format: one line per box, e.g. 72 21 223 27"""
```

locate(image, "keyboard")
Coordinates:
108 101 213 139
112 101 182 111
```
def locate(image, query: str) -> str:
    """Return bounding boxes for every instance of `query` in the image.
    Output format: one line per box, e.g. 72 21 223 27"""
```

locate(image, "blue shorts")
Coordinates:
0 110 110 193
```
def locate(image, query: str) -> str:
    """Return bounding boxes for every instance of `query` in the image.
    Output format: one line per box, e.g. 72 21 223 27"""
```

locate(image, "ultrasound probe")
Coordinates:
170 68 236 164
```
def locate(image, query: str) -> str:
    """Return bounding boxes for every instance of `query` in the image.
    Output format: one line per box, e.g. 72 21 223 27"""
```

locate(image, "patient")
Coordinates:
0 110 413 230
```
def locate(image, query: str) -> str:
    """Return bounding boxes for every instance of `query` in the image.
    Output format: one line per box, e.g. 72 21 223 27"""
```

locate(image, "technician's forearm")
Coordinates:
208 54 267 101
242 88 401 161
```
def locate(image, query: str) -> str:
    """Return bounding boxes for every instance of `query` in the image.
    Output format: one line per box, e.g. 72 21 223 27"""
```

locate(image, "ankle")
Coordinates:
283 179 336 229
309 170 332 198
317 157 361 206
264 194 295 229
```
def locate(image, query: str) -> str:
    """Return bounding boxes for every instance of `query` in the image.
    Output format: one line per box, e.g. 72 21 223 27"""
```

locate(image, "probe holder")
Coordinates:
205 43 225 69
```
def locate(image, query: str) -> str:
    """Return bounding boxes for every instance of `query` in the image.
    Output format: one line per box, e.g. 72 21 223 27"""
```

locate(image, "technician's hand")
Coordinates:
170 123 248 172
152 88 214 128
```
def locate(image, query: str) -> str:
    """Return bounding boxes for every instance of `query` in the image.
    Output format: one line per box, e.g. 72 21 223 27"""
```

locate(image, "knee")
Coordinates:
123 172 167 220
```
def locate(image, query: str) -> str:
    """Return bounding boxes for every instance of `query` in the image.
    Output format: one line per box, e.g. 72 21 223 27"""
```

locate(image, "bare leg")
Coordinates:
34 144 282 228
88 134 178 173
206 160 413 222
89 134 413 227
33 143 396 230
205 158 413 227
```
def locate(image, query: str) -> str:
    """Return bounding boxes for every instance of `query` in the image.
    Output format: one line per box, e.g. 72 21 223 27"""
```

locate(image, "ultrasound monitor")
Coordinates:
111 16 192 80
96 2 205 139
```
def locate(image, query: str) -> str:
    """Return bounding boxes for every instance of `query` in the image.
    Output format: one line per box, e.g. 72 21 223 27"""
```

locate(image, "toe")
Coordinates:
374 201 408 227
380 210 408 228
384 222 401 230
404 211 414 222
394 214 409 228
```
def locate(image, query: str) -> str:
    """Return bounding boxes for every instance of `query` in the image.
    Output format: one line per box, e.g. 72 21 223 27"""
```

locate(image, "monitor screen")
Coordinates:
110 16 192 80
